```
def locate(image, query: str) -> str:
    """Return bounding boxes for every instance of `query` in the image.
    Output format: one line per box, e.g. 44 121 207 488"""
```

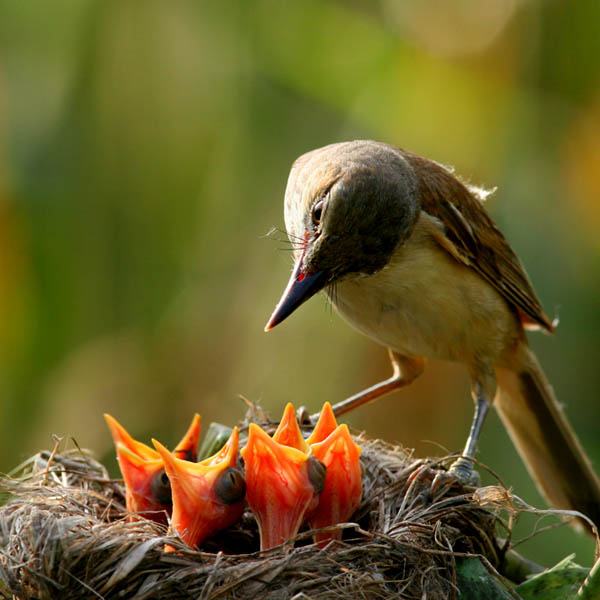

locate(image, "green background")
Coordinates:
1 0 599 567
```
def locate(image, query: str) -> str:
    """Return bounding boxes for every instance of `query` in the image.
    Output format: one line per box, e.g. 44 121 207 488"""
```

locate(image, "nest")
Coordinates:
0 424 512 600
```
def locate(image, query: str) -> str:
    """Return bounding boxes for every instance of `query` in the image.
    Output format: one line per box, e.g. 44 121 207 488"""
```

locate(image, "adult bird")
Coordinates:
265 140 600 528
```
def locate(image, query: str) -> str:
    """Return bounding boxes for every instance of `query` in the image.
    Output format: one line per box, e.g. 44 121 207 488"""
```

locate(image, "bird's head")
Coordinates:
113 443 172 521
104 413 172 523
152 427 246 550
241 414 326 550
266 140 419 331
104 413 202 524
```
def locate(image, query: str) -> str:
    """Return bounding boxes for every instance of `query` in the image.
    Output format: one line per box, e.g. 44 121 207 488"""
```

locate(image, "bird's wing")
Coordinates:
404 152 554 333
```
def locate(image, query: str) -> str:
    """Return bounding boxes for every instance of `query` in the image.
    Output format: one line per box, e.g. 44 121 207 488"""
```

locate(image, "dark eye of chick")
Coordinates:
312 199 325 226
307 456 327 494
214 467 246 505
150 469 172 506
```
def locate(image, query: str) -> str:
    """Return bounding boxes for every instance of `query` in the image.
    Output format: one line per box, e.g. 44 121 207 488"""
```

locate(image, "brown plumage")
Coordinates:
406 152 554 332
266 140 600 531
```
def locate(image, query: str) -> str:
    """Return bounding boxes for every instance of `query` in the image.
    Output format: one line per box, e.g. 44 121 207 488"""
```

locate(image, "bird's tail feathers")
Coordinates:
495 348 600 531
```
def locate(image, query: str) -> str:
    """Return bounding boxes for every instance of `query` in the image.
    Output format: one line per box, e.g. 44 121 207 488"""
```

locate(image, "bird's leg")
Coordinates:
448 375 496 484
310 350 426 422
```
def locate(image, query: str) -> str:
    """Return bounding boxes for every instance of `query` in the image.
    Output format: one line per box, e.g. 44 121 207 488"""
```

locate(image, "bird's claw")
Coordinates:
406 459 479 505
447 457 480 487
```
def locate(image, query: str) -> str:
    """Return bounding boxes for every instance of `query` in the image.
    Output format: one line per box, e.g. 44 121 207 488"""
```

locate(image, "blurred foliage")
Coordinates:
0 0 599 566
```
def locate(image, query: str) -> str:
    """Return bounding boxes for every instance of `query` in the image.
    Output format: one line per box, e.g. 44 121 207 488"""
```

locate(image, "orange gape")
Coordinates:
104 413 201 525
152 427 246 550
242 403 361 550
307 403 362 547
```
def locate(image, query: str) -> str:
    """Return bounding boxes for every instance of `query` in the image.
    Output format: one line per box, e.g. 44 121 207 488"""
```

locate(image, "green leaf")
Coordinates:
197 423 234 461
515 554 588 600
456 557 514 599
576 556 600 600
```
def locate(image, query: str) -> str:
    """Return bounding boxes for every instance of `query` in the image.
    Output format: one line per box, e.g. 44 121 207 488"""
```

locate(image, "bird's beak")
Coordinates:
272 402 311 453
242 423 322 550
172 413 202 462
104 414 172 523
152 427 246 550
306 402 338 445
104 413 160 460
308 424 363 546
114 443 171 523
265 257 328 331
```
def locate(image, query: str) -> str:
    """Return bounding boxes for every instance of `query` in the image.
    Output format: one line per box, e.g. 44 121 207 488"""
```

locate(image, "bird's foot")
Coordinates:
406 458 479 505
429 458 480 496
446 456 480 487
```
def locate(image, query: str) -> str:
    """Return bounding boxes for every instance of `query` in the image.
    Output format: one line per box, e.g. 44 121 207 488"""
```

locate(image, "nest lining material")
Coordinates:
0 425 509 600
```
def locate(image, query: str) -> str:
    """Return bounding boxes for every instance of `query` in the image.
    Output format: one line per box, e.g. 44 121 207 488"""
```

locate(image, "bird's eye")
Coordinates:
150 469 172 505
312 199 325 226
307 456 327 494
214 467 246 505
